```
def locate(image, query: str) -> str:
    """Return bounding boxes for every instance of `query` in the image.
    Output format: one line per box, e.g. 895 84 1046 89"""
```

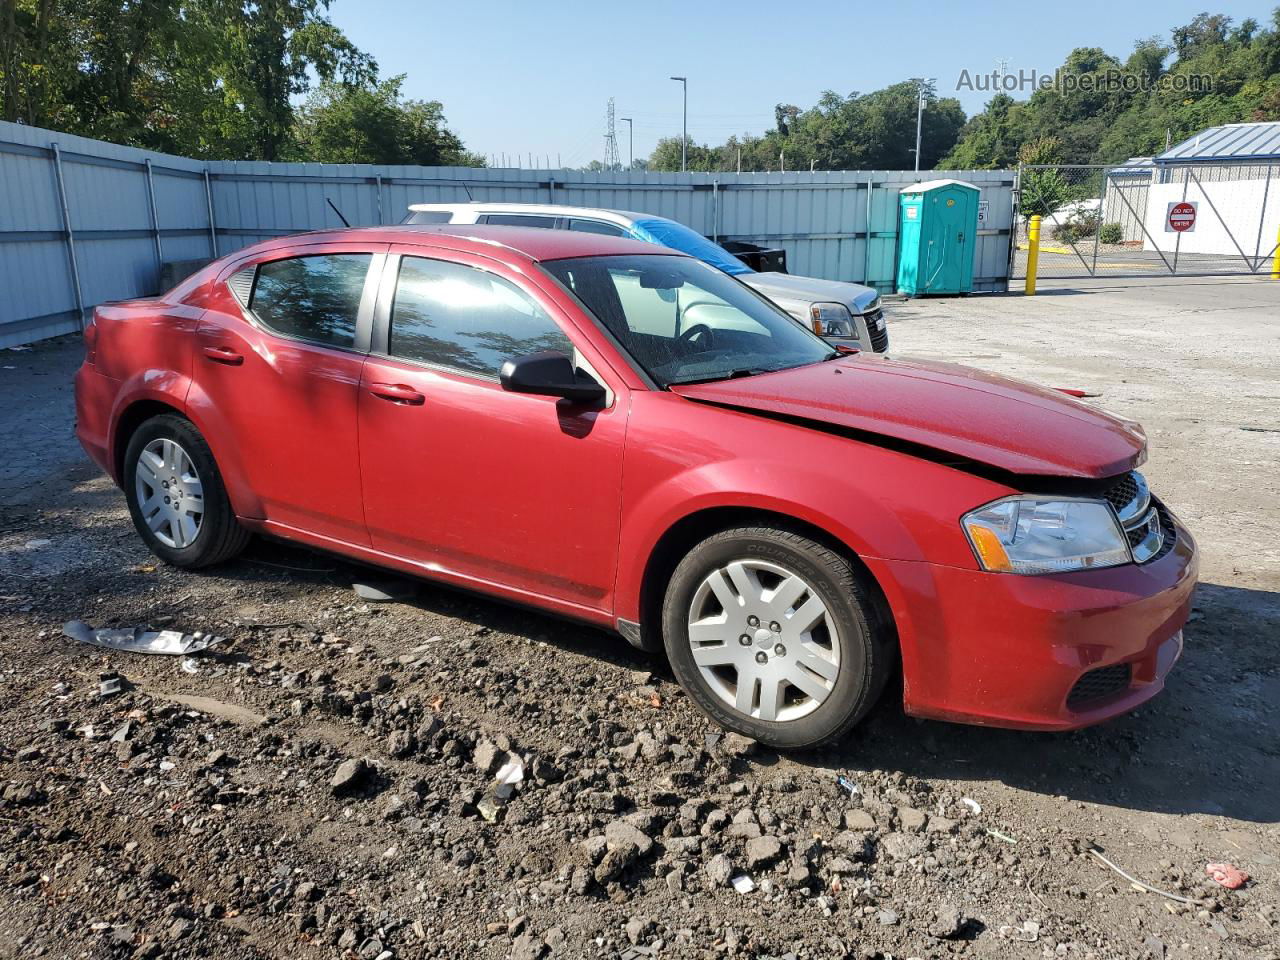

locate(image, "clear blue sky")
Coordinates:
328 0 1272 167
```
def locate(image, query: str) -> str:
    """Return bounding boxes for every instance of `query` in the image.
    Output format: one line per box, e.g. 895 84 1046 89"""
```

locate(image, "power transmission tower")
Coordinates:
603 98 621 171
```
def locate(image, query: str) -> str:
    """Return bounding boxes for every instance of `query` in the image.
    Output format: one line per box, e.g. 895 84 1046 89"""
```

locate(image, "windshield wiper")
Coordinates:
666 368 763 386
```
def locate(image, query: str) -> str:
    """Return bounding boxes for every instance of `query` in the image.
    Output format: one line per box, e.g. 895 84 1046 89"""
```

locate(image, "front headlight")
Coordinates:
810 302 855 337
962 497 1131 575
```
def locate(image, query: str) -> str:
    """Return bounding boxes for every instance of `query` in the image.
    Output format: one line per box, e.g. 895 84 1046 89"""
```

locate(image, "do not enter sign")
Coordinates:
1166 201 1197 233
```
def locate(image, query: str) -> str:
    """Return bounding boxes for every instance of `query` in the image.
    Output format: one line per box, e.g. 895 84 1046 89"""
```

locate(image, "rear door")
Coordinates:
356 246 628 611
192 245 384 543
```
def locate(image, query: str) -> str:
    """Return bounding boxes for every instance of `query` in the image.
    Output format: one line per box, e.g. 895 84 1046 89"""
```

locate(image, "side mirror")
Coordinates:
499 351 606 404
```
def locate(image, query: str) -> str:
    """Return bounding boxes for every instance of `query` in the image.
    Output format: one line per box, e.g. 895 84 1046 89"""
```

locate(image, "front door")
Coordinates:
192 245 383 543
356 248 627 612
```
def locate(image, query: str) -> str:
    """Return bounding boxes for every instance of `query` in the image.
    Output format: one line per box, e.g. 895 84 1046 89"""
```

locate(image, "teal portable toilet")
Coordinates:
896 179 980 296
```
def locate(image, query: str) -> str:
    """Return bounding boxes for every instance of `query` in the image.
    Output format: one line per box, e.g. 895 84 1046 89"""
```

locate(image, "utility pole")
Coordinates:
913 78 935 173
670 76 687 171
620 117 633 169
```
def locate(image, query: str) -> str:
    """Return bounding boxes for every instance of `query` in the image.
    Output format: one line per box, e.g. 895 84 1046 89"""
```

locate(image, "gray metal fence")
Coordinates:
1 120 1015 347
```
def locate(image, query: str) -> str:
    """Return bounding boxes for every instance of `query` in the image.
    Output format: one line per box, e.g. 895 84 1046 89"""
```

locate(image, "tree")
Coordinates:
947 9 1280 166
1016 137 1071 219
0 0 483 165
645 81 966 172
293 76 482 166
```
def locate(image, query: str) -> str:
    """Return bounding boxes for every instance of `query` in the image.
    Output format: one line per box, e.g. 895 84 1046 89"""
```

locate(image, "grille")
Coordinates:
1067 663 1132 709
1098 471 1171 563
1100 472 1139 515
864 310 889 352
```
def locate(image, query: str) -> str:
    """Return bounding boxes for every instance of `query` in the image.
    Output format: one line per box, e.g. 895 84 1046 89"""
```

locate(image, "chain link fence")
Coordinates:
1012 161 1280 280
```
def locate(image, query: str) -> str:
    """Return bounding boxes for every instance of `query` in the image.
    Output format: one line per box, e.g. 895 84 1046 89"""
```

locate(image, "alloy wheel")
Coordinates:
686 558 841 722
134 438 205 549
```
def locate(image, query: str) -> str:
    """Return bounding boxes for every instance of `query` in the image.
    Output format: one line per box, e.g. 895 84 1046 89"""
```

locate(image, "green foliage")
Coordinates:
1099 222 1124 244
292 77 481 166
943 8 1280 166
646 80 967 172
0 0 481 165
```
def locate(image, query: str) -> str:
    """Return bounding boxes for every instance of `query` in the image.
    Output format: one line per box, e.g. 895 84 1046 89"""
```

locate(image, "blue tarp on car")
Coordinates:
629 217 754 276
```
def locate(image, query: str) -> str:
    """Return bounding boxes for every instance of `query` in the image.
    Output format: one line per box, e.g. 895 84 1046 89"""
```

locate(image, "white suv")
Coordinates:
404 202 888 352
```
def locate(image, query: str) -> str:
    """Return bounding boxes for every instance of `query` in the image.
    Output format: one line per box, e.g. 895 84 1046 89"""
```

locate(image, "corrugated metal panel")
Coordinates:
1158 122 1280 162
3 119 1014 346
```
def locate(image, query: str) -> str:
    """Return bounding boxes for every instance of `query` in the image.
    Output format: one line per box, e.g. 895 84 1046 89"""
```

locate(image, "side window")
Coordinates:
250 254 371 349
389 257 573 379
567 218 627 237
479 214 557 229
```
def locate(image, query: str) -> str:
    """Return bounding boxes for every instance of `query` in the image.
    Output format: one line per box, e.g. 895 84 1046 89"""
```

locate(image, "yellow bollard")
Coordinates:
1025 215 1041 296
1272 223 1280 280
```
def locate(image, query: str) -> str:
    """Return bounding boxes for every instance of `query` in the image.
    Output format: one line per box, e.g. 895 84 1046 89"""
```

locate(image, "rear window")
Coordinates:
403 210 453 224
249 254 371 349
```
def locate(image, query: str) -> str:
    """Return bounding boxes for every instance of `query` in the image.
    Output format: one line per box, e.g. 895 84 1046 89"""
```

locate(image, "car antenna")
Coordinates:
460 182 475 202
325 197 351 228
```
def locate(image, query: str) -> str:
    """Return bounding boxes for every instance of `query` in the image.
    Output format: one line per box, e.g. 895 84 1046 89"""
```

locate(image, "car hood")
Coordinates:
669 354 1146 479
740 272 879 312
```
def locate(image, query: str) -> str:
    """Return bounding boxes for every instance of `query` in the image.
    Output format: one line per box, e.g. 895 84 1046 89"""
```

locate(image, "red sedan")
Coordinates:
74 225 1197 748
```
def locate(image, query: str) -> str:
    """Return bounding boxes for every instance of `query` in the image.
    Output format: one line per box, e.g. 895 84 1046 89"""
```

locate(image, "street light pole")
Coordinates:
620 117 633 169
670 76 687 171
913 78 935 173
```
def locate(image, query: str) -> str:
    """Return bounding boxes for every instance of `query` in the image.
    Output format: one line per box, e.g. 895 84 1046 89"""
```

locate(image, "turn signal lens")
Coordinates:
966 524 1012 572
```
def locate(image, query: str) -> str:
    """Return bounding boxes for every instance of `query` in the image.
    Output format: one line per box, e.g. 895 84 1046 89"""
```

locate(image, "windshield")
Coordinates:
629 218 754 276
542 254 834 387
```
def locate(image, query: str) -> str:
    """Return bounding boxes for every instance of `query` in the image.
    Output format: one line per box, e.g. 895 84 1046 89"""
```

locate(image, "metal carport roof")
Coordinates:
1156 122 1280 163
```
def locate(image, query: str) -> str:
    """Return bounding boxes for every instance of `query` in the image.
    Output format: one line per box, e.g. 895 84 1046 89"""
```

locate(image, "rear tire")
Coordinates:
123 414 250 568
662 525 891 750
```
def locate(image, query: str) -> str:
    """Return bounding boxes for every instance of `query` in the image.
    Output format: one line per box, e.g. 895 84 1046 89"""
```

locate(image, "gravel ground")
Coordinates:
1 276 1277 960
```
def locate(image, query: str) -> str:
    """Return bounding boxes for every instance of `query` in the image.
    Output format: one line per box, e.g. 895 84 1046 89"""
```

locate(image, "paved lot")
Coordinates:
0 277 1277 959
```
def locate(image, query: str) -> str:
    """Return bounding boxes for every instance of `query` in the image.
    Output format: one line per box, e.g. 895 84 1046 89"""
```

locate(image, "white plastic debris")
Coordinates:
998 920 1039 942
495 756 525 786
159 760 176 772
180 657 202 674
730 874 756 894
961 797 982 815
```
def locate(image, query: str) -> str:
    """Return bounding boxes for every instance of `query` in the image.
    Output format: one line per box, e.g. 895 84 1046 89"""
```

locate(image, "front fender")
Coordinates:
612 393 1009 623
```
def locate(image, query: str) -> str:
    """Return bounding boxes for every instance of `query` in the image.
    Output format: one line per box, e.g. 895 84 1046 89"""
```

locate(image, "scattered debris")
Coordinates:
352 578 420 603
1205 862 1249 890
1088 846 1199 904
730 874 755 894
986 827 1018 844
998 920 1039 942
495 755 525 786
961 797 982 815
63 620 226 656
835 774 859 796
98 671 123 698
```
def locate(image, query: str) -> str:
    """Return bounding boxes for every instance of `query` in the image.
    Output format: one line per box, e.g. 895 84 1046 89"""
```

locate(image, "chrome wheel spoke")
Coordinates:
784 663 832 702
784 595 827 639
767 573 808 614
688 556 841 723
692 642 746 669
734 673 758 714
757 676 784 722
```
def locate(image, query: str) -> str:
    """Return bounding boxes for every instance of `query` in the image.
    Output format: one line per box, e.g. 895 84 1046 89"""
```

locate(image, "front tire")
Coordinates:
123 414 250 568
662 526 891 750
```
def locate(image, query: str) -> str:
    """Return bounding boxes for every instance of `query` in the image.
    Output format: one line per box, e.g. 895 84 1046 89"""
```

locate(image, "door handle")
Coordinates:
369 382 425 405
202 345 244 365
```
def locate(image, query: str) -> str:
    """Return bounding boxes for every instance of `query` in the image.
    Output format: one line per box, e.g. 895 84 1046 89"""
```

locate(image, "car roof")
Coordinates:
243 224 683 265
406 202 655 224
